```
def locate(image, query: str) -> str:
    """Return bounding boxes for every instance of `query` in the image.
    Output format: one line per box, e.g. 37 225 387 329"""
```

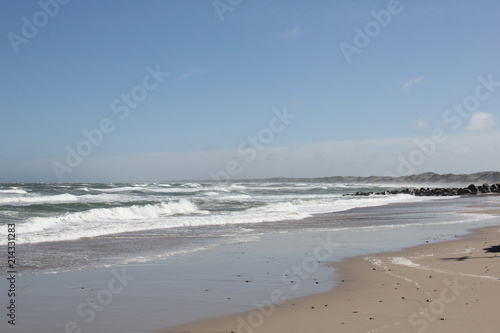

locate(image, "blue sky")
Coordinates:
1 0 499 182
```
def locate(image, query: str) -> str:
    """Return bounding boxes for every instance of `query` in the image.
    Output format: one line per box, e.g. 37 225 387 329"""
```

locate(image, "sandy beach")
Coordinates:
161 223 500 332
4 1 500 332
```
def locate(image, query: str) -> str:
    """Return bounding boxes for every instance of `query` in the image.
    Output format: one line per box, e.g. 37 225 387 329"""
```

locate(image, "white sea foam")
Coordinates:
203 191 222 197
5 181 500 280
0 188 28 194
1 182 478 247
204 193 253 201
142 187 203 194
390 257 420 267
93 186 144 193
181 183 202 188
229 184 247 190
29 199 205 225
17 199 209 244
166 206 311 230
1 210 20 217
0 193 79 205
93 184 225 194
15 198 315 244
0 192 142 206
244 193 438 216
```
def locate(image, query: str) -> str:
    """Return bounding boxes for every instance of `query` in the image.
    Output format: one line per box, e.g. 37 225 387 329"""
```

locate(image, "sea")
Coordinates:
2 181 500 332
1 181 498 277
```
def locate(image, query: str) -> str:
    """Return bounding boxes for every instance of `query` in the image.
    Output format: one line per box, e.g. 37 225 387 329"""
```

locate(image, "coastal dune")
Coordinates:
249 171 500 185
159 226 500 333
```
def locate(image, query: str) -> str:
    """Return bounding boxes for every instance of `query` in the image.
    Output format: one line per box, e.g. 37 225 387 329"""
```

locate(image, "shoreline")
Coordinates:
2 196 499 332
159 224 500 332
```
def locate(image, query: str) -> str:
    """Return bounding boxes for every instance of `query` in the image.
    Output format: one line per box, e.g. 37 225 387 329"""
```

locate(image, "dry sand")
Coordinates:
158 224 500 333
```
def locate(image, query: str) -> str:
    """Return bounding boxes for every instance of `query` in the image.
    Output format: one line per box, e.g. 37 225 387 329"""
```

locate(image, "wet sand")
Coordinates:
159 225 500 333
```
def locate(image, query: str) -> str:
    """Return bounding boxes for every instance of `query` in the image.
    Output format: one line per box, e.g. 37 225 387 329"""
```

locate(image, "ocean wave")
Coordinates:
93 186 145 193
180 183 202 188
0 210 20 217
246 193 440 216
2 182 465 246
17 199 209 244
0 188 29 195
239 183 336 192
142 187 204 194
0 192 145 206
92 184 218 194
0 193 79 205
203 193 253 201
229 184 247 190
13 198 313 244
28 199 206 225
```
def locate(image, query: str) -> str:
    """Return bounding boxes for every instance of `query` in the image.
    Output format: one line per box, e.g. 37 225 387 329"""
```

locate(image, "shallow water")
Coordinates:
0 195 499 332
0 181 458 275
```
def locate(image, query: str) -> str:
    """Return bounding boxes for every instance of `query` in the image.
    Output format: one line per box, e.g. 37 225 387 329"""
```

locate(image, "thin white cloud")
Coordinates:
10 130 500 182
465 112 495 132
279 25 308 38
40 130 500 182
403 76 424 93
181 68 206 79
416 118 427 128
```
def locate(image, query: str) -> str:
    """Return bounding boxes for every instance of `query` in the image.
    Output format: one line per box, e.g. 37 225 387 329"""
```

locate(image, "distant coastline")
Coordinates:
205 171 500 185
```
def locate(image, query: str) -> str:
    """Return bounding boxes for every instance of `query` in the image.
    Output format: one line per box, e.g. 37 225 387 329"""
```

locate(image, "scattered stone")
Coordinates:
345 183 500 197
480 183 491 193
